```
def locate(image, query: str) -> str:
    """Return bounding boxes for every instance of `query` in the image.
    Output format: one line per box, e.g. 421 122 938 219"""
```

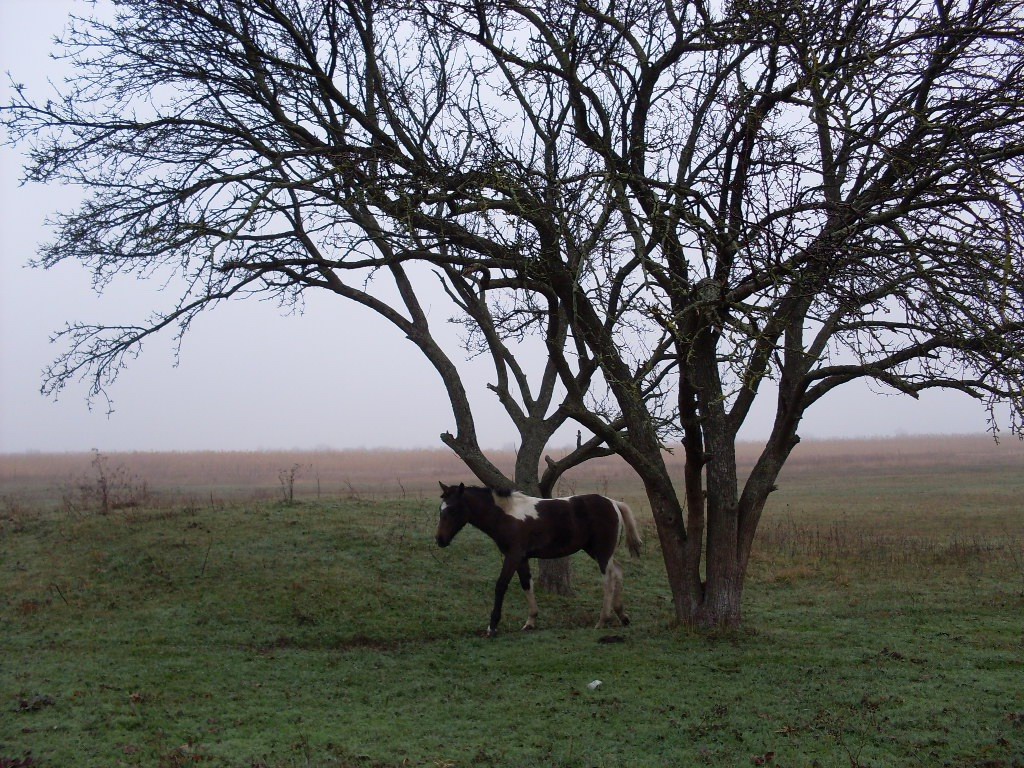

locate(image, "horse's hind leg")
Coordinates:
597 558 616 629
611 560 630 626
517 561 539 631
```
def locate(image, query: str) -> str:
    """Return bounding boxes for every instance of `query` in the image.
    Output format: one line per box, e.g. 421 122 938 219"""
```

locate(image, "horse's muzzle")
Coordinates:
436 535 450 548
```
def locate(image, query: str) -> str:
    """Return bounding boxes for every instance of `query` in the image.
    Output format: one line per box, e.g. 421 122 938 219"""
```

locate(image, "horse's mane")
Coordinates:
455 485 504 497
463 486 514 503
451 485 515 504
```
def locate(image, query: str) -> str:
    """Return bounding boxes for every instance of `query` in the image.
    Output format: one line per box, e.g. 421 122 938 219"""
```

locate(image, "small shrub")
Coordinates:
278 463 307 503
61 450 150 515
1 496 30 533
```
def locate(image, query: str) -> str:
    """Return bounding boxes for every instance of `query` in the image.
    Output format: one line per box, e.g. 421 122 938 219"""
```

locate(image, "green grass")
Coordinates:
1 492 1022 767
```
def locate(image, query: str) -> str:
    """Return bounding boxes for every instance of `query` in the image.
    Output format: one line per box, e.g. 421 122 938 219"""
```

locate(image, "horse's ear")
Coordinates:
458 482 466 494
439 481 449 493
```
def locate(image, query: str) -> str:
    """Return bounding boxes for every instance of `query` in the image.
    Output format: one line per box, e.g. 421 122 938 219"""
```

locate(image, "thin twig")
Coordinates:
49 582 70 606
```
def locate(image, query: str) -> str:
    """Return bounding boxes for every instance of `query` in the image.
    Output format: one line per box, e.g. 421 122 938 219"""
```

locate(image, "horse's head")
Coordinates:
436 482 470 547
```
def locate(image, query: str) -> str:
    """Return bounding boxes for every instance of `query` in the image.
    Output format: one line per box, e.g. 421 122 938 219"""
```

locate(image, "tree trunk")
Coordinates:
537 557 574 595
695 568 744 629
644 479 693 620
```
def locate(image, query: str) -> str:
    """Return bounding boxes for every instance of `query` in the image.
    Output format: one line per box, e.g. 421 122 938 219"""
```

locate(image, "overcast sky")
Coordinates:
0 0 1007 454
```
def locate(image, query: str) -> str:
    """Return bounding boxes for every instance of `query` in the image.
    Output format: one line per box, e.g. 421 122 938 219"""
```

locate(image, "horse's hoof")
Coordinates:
521 623 537 632
485 627 498 639
620 614 631 627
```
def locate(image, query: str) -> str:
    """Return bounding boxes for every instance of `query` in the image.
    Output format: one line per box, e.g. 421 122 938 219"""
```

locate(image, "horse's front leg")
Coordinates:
517 561 539 631
488 554 521 638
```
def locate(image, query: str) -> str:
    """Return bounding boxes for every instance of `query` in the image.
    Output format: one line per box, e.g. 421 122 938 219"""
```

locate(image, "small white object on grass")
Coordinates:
587 680 602 690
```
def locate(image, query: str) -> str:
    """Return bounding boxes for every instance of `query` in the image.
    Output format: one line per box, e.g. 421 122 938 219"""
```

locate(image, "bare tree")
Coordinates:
431 0 1024 626
5 0 1023 628
2 0 607 592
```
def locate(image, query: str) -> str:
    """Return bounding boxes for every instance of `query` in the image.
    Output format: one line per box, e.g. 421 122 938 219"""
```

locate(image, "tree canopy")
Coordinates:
5 0 1023 627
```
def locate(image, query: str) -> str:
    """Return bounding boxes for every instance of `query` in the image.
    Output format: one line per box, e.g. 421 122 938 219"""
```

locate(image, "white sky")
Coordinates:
0 0 1004 453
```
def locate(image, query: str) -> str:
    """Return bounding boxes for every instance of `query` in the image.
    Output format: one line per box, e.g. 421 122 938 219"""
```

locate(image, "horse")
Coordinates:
435 482 643 637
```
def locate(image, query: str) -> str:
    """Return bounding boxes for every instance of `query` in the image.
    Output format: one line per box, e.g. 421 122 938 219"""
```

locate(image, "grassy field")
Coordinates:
1 437 1022 767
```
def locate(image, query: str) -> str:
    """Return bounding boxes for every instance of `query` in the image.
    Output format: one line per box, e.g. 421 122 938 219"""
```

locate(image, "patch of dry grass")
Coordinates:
4 433 1021 502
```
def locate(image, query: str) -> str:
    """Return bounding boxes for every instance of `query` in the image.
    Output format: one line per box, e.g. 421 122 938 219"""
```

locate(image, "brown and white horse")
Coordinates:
436 482 643 637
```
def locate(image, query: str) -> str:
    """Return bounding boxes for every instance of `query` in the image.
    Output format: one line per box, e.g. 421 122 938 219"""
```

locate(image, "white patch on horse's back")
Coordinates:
493 491 543 521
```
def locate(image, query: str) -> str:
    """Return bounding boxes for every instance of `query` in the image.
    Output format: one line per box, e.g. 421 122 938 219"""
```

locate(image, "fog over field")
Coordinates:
0 1 1013 455
2 435 1022 510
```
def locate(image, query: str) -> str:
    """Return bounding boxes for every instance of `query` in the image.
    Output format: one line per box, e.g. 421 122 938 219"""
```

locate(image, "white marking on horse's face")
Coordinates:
436 498 462 547
494 491 541 521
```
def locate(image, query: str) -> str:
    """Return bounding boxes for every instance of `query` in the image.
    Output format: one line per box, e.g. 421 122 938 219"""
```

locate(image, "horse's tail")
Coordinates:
614 500 643 557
